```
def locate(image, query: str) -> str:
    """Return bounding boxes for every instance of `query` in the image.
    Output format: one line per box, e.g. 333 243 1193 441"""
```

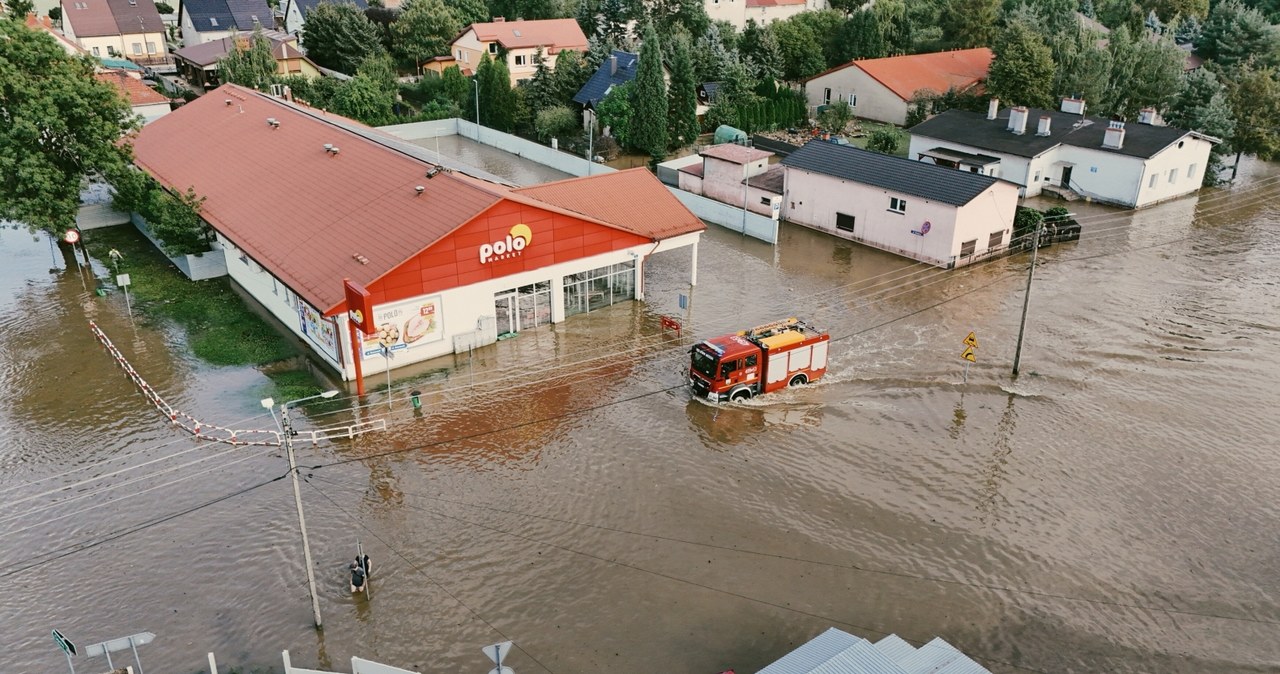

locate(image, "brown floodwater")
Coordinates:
2 158 1280 674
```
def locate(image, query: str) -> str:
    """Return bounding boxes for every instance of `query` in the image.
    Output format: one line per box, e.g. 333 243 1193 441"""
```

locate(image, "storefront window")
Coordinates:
564 261 635 318
496 281 551 336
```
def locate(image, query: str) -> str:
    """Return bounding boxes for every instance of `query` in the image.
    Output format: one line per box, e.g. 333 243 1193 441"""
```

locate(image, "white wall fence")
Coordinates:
379 119 779 243
77 202 132 230
130 213 228 281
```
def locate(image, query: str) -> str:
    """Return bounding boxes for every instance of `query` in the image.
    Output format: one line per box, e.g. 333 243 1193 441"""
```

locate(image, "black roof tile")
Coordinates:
573 50 638 107
781 140 1002 207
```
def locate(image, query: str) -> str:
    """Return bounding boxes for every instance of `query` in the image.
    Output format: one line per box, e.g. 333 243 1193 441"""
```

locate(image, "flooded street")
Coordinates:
2 159 1280 674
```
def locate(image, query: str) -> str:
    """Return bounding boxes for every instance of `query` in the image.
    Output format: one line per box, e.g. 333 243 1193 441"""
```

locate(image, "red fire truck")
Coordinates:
689 318 830 402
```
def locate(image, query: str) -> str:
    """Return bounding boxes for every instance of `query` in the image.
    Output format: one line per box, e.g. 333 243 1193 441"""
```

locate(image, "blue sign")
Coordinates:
910 220 932 236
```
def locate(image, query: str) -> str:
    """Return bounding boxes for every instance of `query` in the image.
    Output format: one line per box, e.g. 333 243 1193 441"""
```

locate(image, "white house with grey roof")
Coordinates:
908 99 1220 208
781 141 1020 268
178 0 272 45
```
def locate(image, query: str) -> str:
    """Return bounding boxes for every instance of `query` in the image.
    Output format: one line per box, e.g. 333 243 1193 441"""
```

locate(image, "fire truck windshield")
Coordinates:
691 346 719 379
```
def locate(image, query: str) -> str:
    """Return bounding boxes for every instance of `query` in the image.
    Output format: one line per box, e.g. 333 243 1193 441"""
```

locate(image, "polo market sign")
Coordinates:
480 224 533 264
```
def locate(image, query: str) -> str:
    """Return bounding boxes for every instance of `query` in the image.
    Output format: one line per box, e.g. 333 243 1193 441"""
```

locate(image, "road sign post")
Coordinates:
960 332 978 384
53 629 77 674
85 631 155 674
483 641 515 674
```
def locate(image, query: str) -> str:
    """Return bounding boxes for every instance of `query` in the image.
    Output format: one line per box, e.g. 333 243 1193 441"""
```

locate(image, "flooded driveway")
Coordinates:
1 159 1279 674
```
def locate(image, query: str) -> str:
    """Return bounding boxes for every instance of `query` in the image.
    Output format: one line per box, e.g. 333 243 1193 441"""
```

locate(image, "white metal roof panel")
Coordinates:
808 641 909 674
897 638 990 674
756 628 865 674
873 635 916 664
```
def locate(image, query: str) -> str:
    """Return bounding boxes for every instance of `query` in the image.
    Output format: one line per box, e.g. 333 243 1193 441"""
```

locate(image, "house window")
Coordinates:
988 230 1004 249
92 46 100 55
1168 168 1178 184
456 50 461 59
1033 170 1040 182
463 52 468 63
835 212 855 232
1188 163 1197 178
760 197 772 206
132 42 142 54
823 88 831 105
889 197 906 213
847 93 856 106
1149 174 1158 188
960 239 977 257
146 41 156 53
489 43 498 54
514 54 526 66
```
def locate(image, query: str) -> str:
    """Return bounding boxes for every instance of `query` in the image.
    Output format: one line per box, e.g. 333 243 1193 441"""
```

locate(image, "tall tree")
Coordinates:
1199 0 1280 68
451 0 490 24
1053 26 1112 106
6 0 34 18
790 10 846 68
1165 67 1235 183
524 48 557 118
1101 26 1185 117
599 0 630 43
939 0 998 48
596 80 634 146
1152 0 1208 21
837 9 886 63
740 20 784 81
393 0 463 65
691 22 739 82
630 23 668 162
439 64 473 110
552 49 591 104
477 53 517 130
0 17 138 236
331 55 398 124
1221 61 1280 162
873 0 913 54
667 32 699 148
986 21 1055 108
300 1 385 74
772 18 826 81
652 0 710 38
217 29 278 91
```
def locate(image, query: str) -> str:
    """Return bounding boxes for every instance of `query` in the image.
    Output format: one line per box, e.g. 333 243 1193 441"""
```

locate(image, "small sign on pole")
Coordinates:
960 331 977 384
53 629 77 674
117 273 133 315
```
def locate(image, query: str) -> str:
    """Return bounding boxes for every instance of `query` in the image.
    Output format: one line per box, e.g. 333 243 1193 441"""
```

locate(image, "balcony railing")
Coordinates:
128 54 173 67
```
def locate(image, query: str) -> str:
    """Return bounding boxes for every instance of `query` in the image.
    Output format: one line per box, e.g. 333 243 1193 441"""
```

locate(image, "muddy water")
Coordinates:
3 159 1280 674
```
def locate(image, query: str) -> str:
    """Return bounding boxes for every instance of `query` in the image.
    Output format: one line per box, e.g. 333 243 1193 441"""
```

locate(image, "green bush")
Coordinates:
535 105 578 142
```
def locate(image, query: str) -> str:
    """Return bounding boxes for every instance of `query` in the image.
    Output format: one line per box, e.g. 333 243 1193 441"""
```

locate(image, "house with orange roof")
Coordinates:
96 69 172 122
60 0 168 65
448 18 588 86
127 84 703 379
706 0 826 30
25 13 87 56
803 48 994 126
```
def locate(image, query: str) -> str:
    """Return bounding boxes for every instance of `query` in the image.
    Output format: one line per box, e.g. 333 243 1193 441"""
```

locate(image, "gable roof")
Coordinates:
463 18 588 53
573 50 638 107
910 107 1216 160
173 29 293 67
288 0 367 19
107 0 165 35
96 69 170 105
514 169 705 240
807 48 994 102
26 13 87 54
62 0 120 37
129 84 701 313
700 143 772 164
181 0 270 32
781 140 1004 207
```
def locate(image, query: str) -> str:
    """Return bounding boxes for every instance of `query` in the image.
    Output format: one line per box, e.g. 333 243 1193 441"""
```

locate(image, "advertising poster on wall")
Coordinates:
299 301 340 362
360 295 444 359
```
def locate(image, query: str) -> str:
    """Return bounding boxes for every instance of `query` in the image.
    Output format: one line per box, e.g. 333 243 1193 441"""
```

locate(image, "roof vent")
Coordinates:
415 185 425 195
513 29 522 36
225 98 233 106
425 166 443 179
352 253 369 265
328 147 340 156
323 143 333 152
266 117 279 128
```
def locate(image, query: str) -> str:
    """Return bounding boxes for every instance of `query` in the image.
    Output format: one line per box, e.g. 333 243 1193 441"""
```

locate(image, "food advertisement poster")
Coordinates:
299 301 340 362
360 295 444 359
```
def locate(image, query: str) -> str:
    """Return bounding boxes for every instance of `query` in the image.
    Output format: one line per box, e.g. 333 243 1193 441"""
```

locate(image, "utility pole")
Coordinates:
741 167 751 238
1011 222 1042 377
473 78 480 138
264 390 338 629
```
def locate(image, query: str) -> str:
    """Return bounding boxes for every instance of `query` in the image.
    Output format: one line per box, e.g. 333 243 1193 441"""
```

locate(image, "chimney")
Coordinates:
1008 106 1028 135
1036 115 1051 136
493 16 505 21
1138 107 1158 125
1061 97 1085 115
987 98 999 120
1103 120 1125 149
609 55 617 76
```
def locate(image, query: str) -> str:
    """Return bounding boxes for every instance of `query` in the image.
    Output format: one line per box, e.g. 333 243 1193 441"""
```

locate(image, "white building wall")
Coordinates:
1132 135 1214 207
705 0 826 30
805 67 907 126
702 156 768 211
950 183 1020 263
284 0 304 33
782 166 964 265
135 101 173 124
907 134 1034 194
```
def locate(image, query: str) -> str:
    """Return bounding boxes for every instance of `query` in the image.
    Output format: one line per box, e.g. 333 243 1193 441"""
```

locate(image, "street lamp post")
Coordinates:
473 78 480 139
263 389 339 629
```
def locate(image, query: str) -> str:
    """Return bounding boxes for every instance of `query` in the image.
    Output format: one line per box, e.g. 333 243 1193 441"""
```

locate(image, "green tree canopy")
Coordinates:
986 20 1056 108
1221 61 1280 160
0 17 138 236
393 0 463 65
535 105 578 141
837 9 887 63
817 100 853 133
477 53 517 130
739 20 783 82
939 0 998 48
300 1 385 74
552 49 591 104
666 31 700 149
1199 0 1280 68
630 23 669 162
596 80 634 147
1100 26 1185 117
1165 67 1235 183
438 64 472 110
331 55 398 124
217 28 279 91
772 17 826 80
865 127 904 154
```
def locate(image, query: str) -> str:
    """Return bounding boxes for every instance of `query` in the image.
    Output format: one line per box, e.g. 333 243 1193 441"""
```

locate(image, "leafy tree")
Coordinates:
939 0 998 48
1199 0 1280 68
0 18 137 236
154 1 174 13
439 64 472 109
865 127 904 154
218 29 278 91
772 17 826 80
739 20 783 81
986 21 1055 108
667 31 699 148
1165 68 1235 183
393 0 463 65
145 187 209 255
552 49 591 104
630 24 668 162
451 0 489 24
596 80 634 146
1101 26 1185 117
48 6 62 20
837 9 886 63
1240 0 1280 22
576 0 599 36
1052 24 1112 106
301 1 385 74
692 22 738 82
652 0 710 38
1221 61 1280 162
5 0 34 18
1097 0 1144 32
524 48 557 119
599 0 630 43
1152 0 1208 20
331 55 398 124
817 100 853 133
790 10 846 68
365 5 399 53
873 0 913 54
279 73 344 108
535 105 578 140
1174 14 1202 42
477 53 517 130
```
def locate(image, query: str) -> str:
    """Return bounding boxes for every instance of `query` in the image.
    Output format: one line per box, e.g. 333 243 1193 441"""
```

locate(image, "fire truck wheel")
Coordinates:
789 374 808 387
730 388 752 402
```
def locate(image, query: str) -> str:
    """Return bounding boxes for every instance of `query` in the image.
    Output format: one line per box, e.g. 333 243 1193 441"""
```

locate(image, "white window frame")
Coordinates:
1168 168 1178 184
1149 174 1158 188
488 43 498 54
888 197 906 213
514 54 526 66
823 88 831 105
847 93 856 106
132 42 142 55
1188 163 1197 178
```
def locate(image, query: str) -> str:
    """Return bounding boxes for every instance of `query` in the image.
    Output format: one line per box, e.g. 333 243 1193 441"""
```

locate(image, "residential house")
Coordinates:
173 29 321 88
908 99 1220 208
60 0 168 65
178 0 272 45
96 69 172 123
573 50 637 131
127 84 704 380
419 54 472 77
803 48 993 126
677 144 783 218
757 627 991 674
450 18 588 86
705 0 827 30
281 0 367 36
781 140 1020 267
25 13 87 56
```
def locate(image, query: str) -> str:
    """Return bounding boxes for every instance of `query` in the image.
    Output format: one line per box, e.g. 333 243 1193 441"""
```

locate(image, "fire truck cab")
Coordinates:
689 318 830 402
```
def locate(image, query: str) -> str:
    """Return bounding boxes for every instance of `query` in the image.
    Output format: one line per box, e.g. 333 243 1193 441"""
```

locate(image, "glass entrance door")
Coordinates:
495 291 516 336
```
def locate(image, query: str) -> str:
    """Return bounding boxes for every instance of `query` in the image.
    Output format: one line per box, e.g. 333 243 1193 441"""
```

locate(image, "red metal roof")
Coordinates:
806 48 994 102
463 18 587 53
699 144 773 164
514 169 705 241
